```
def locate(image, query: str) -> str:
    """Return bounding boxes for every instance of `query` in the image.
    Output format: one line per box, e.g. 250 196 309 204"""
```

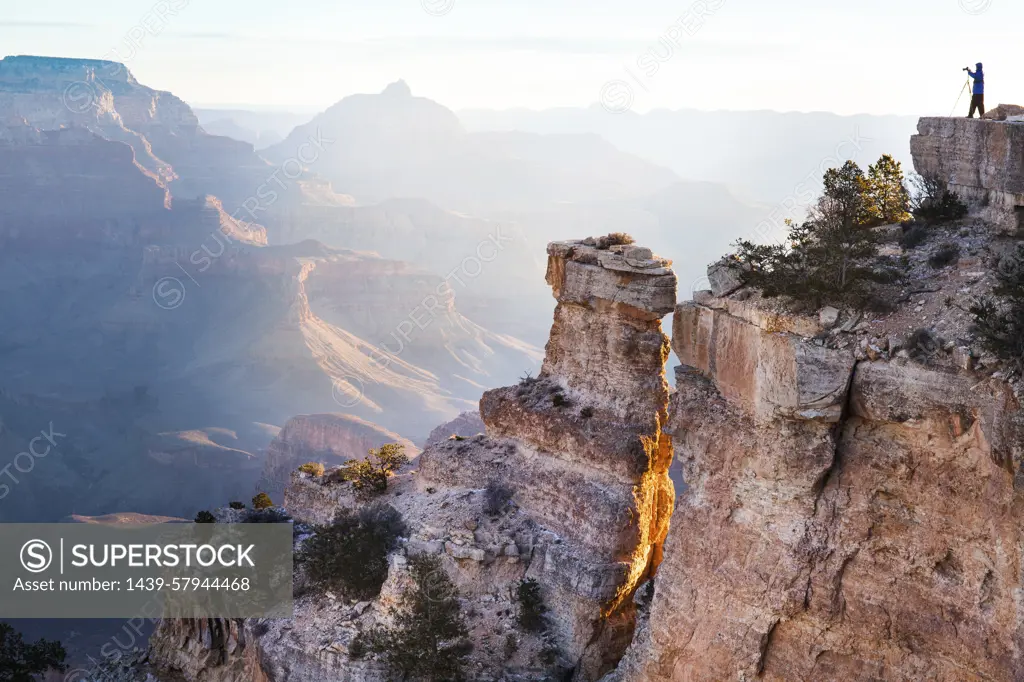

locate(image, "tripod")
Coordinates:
950 77 971 117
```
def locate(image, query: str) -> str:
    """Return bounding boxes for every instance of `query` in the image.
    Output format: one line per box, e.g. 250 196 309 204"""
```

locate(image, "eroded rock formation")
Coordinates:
611 277 1024 680
144 238 677 681
911 117 1024 232
415 239 677 678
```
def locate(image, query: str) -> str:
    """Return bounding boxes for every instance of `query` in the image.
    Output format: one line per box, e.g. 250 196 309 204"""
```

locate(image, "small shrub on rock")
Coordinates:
970 245 1024 371
244 507 291 523
297 462 325 477
551 393 569 408
588 232 636 249
929 242 961 269
483 481 514 516
252 492 274 510
337 443 410 497
503 633 518 659
229 501 246 510
900 224 930 250
299 503 406 600
910 173 968 225
357 553 471 681
516 578 549 634
905 328 942 363
194 510 216 523
539 634 561 666
348 635 367 659
580 406 594 419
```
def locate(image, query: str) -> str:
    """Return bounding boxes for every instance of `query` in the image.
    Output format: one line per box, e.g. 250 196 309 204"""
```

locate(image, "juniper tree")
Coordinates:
338 443 410 496
356 554 471 681
864 154 912 225
733 160 888 308
300 503 405 600
0 623 67 681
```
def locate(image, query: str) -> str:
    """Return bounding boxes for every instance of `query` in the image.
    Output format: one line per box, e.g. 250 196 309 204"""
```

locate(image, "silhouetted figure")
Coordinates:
967 62 985 118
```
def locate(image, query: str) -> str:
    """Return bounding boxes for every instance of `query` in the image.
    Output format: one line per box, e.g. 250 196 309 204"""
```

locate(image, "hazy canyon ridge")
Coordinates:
0 54 917 524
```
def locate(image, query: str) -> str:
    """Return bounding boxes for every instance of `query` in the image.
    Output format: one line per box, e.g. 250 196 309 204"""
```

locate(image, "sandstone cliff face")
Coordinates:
611 285 1024 681
911 117 1024 232
147 619 268 682
144 238 677 682
0 127 172 246
411 239 677 679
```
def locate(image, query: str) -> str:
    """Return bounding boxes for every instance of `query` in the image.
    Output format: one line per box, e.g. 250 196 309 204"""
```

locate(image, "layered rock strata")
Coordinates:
911 117 1024 232
145 238 677 682
610 286 1024 681
412 239 678 679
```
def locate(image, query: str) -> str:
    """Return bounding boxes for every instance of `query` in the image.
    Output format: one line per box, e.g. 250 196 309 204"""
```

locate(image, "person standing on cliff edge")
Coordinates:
966 62 985 118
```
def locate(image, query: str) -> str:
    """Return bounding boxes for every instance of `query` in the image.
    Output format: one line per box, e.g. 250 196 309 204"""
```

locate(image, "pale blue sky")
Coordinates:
1 0 1019 114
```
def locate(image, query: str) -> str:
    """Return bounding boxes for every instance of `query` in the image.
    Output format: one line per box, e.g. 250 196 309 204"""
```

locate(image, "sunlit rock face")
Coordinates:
609 286 1024 682
911 116 1024 233
416 238 678 679
143 239 677 682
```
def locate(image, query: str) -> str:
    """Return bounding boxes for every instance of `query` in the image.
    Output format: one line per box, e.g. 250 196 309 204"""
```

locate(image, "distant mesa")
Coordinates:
65 513 190 525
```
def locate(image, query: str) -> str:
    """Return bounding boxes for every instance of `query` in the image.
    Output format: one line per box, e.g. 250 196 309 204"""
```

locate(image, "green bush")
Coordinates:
299 503 406 600
863 154 912 226
970 245 1024 371
910 173 968 224
516 578 548 634
337 443 410 497
483 481 514 516
244 507 291 523
356 553 471 681
579 406 594 419
905 328 942 363
0 623 67 679
228 501 246 510
194 510 216 523
252 492 274 510
298 462 325 477
732 160 895 309
929 242 961 269
900 224 929 250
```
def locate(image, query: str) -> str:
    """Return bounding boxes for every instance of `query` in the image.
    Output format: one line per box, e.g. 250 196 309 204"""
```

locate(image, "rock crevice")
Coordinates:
610 286 1024 681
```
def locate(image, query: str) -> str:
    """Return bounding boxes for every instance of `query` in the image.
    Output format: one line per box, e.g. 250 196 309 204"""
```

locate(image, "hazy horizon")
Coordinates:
2 0 1019 116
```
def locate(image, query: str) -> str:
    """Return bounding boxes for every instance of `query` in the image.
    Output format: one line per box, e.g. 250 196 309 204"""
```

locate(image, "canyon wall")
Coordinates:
144 237 677 682
911 117 1024 232
414 239 678 678
611 281 1024 680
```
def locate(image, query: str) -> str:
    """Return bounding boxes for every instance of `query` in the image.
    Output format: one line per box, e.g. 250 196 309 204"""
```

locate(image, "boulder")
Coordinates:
707 257 746 297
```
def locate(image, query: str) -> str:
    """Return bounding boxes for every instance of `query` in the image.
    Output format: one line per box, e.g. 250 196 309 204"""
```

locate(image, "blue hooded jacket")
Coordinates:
968 63 984 95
